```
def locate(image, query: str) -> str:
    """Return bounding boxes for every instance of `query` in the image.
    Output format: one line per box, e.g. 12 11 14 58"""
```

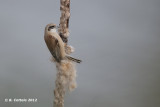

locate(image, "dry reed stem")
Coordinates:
58 0 70 43
53 60 77 107
53 1 78 107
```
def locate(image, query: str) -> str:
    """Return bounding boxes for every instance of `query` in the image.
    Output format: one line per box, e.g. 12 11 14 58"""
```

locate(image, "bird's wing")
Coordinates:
44 34 62 62
50 39 62 62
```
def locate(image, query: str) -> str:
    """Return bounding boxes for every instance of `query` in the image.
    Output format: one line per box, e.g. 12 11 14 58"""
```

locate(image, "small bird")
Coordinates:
44 23 81 63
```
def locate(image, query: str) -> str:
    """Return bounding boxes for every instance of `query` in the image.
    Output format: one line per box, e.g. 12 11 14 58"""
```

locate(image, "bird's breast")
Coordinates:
44 34 57 52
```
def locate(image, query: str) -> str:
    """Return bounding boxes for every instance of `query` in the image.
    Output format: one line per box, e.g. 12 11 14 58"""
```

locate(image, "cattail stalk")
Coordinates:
53 0 77 107
58 0 70 43
53 60 77 107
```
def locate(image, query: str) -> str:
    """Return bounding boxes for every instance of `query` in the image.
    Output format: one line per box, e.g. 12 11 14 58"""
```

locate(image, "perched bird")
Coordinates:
44 23 81 63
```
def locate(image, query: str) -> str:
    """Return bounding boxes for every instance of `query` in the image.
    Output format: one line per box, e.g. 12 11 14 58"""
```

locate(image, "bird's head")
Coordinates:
45 23 57 33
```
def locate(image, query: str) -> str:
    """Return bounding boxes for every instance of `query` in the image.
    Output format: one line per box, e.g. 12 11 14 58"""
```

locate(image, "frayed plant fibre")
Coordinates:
53 0 77 107
58 0 70 38
51 58 77 107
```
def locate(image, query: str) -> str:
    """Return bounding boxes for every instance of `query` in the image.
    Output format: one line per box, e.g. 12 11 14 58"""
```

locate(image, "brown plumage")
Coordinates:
44 23 81 63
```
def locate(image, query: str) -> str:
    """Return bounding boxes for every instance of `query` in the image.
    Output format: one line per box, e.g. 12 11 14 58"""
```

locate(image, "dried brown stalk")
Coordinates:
58 0 70 43
53 0 77 107
53 60 77 107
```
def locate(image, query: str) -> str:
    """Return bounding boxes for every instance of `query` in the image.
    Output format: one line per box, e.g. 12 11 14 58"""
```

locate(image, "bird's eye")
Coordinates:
48 25 55 31
50 26 55 28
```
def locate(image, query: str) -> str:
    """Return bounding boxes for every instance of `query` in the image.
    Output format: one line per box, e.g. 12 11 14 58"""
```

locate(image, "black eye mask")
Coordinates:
48 26 55 31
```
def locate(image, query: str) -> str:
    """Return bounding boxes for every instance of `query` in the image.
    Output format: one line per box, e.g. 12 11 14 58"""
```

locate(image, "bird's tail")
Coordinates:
66 56 82 63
